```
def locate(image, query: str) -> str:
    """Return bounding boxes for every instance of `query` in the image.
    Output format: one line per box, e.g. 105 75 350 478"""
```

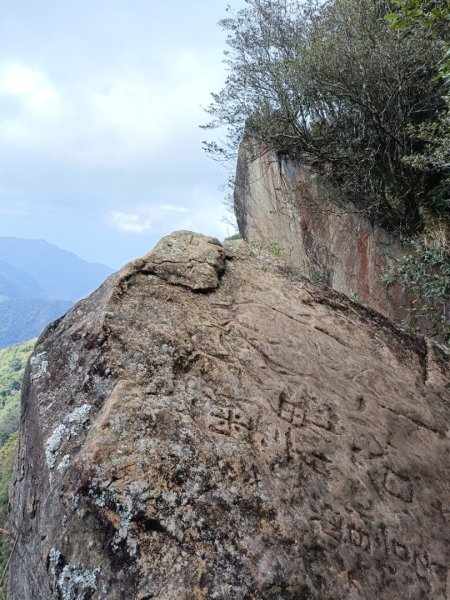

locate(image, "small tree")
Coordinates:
203 0 446 235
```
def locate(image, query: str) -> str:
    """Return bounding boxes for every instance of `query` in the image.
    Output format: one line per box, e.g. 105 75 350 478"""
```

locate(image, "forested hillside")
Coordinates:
0 340 34 596
204 0 449 343
0 299 71 349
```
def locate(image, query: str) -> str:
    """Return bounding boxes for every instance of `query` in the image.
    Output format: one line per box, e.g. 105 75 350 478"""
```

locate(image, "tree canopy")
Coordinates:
203 0 447 235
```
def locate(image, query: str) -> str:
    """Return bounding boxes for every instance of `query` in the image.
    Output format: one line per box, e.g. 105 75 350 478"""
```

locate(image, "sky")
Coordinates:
0 1 245 269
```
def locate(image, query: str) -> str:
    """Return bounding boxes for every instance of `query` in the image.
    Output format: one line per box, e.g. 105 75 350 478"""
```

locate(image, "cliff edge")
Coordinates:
9 231 450 599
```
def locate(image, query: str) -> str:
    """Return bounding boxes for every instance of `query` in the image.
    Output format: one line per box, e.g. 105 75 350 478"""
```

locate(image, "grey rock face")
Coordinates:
129 230 227 292
8 231 450 599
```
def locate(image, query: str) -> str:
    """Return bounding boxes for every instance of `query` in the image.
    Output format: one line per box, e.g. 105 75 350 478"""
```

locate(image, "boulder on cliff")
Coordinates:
8 231 450 599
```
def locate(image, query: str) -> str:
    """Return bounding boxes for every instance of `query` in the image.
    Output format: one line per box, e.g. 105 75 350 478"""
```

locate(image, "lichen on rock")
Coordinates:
45 404 92 474
49 547 101 600
8 231 450 599
30 351 49 381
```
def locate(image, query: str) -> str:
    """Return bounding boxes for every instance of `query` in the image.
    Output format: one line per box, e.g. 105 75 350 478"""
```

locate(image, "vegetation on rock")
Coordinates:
384 0 449 343
203 0 449 344
0 340 34 596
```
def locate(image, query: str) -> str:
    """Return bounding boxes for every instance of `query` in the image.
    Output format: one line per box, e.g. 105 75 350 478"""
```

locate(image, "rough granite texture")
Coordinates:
234 140 410 322
8 231 450 599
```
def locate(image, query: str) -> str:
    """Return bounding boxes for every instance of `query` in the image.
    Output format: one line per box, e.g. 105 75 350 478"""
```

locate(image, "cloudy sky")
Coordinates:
0 1 244 268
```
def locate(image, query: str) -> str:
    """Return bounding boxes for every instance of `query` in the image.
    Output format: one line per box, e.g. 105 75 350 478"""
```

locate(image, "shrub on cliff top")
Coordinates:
203 0 446 236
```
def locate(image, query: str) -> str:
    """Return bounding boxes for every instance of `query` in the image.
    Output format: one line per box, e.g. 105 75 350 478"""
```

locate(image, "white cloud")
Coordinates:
160 204 189 213
0 202 33 218
0 51 225 169
110 211 152 234
0 64 60 110
0 0 242 268
106 186 235 240
0 64 69 148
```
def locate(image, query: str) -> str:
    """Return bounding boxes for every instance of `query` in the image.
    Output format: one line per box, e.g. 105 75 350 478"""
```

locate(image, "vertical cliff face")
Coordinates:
234 140 408 322
8 232 450 599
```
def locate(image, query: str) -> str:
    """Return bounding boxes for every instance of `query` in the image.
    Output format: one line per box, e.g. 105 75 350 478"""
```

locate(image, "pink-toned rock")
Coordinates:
234 140 409 322
8 231 450 599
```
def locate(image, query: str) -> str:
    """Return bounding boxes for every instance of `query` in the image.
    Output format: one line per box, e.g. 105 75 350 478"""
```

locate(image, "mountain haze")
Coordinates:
0 238 113 348
0 298 72 348
0 238 112 302
0 259 45 299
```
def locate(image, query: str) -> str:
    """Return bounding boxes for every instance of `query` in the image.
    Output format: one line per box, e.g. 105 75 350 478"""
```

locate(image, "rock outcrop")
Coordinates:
9 231 450 599
234 140 409 322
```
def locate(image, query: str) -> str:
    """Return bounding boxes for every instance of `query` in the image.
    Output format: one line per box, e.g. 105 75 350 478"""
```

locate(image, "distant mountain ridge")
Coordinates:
0 237 112 302
0 259 45 299
0 237 113 348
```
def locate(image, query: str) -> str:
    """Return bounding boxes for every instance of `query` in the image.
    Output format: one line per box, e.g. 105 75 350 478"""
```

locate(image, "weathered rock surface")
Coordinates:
9 231 450 599
234 140 409 322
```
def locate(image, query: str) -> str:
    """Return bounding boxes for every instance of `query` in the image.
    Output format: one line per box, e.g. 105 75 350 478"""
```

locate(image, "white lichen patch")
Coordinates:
30 352 49 382
57 454 71 474
57 563 101 600
46 424 69 470
90 489 133 528
45 404 92 474
49 547 62 578
49 547 101 600
68 350 80 374
126 536 138 557
66 404 92 426
90 487 135 552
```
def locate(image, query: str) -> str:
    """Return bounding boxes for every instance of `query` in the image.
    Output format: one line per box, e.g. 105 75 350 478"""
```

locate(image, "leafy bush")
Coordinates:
386 237 450 343
203 0 446 235
204 0 449 344
0 340 35 447
384 0 449 343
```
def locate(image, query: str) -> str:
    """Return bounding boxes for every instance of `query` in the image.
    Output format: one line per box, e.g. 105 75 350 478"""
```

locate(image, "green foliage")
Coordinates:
0 340 34 447
384 0 449 343
0 431 18 596
385 1 449 83
267 241 282 257
386 0 450 37
204 0 446 235
203 0 450 344
386 237 450 343
250 240 283 257
0 340 34 594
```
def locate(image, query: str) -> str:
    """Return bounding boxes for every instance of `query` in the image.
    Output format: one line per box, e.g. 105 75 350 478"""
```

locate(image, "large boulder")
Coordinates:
9 231 450 599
